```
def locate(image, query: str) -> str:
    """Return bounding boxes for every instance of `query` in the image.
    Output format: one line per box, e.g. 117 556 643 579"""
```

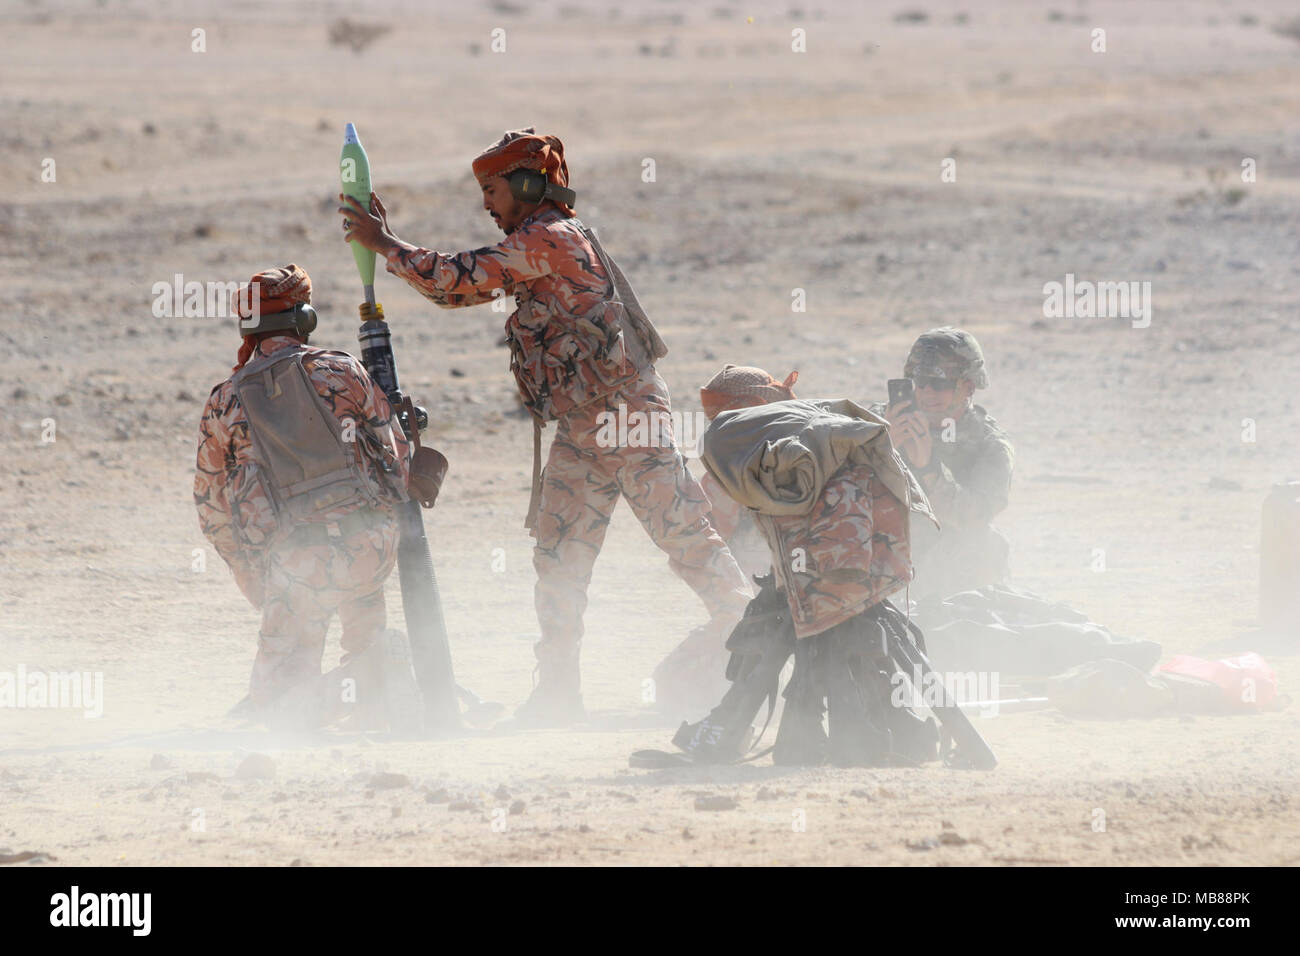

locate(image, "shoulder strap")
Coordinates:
231 344 301 385
580 224 669 362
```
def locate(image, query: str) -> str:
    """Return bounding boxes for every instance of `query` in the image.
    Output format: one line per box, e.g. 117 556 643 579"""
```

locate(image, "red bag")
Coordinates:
1157 653 1277 711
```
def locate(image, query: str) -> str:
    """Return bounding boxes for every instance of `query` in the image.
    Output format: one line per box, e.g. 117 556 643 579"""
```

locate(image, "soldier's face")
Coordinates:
914 376 974 425
481 177 537 234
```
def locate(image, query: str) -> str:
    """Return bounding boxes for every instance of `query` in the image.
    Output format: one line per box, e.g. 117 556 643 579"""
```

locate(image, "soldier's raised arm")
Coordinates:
339 175 572 309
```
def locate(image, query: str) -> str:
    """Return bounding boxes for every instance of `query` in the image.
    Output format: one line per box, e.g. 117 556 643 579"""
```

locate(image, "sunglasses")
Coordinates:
912 376 956 392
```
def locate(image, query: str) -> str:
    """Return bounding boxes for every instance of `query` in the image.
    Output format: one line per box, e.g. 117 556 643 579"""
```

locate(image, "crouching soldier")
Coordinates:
193 264 419 730
638 398 996 769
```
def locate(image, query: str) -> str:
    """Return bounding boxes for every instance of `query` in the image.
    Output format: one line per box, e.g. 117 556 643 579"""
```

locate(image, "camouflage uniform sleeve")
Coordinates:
310 353 413 495
193 387 249 575
383 219 559 309
917 433 1014 529
700 471 741 541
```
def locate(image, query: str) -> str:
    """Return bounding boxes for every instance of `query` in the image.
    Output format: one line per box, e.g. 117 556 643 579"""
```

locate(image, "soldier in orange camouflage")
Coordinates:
680 398 939 766
194 265 412 719
339 129 749 725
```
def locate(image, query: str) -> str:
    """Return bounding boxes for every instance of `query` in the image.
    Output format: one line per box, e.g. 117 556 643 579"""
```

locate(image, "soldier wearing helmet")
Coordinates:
878 327 1013 600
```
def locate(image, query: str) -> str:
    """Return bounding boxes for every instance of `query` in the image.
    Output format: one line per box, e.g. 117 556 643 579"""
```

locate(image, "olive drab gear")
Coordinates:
868 397 1014 600
699 398 934 638
904 326 990 389
653 578 994 770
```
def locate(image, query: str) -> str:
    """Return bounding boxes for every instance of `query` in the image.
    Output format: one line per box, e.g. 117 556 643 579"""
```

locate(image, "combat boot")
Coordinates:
510 681 586 728
508 643 586 729
772 695 828 765
650 620 735 720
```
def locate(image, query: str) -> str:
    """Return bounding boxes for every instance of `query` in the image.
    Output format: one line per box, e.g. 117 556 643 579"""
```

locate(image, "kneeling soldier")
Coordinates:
194 264 418 729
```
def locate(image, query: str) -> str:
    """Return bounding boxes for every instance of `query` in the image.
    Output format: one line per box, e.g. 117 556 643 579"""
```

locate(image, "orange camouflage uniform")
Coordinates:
699 471 771 583
384 208 749 676
194 335 412 704
756 462 915 639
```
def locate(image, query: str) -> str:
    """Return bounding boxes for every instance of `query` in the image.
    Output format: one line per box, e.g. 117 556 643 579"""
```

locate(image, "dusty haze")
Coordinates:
1 0 1298 865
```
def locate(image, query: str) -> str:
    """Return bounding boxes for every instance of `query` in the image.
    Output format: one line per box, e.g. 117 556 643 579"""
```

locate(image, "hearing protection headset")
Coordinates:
239 302 318 338
507 167 577 208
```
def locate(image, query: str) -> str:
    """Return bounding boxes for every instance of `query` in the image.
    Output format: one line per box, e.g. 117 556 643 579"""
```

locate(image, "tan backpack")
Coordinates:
231 347 400 534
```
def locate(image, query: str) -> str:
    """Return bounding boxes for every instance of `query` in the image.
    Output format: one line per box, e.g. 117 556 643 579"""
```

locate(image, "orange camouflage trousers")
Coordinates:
249 515 399 706
531 368 750 674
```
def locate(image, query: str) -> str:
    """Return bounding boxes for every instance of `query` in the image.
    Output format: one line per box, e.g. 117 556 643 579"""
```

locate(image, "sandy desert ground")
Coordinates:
2 0 1299 866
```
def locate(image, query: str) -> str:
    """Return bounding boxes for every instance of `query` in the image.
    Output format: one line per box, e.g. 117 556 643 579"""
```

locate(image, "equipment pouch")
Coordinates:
408 446 448 509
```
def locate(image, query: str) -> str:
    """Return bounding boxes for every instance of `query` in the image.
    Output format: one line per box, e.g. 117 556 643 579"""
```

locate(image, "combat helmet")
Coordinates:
903 327 989 389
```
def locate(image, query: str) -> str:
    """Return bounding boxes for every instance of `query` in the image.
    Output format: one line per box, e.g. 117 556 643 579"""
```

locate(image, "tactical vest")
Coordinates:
505 222 668 422
231 347 399 539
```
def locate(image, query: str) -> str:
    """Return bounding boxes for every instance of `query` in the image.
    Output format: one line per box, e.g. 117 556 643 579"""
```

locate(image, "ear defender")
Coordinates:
240 303 318 337
293 303 318 336
508 168 577 208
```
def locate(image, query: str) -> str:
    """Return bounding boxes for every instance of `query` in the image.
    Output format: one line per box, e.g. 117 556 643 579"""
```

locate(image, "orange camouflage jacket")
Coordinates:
384 207 644 421
194 335 411 585
757 462 915 639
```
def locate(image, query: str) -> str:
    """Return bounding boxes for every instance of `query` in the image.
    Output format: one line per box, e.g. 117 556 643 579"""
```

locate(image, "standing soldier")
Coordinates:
194 264 416 728
879 327 1014 600
338 129 750 725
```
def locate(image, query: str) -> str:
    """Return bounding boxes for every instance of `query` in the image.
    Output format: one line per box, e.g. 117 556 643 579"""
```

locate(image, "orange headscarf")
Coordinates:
699 365 798 420
471 128 574 216
230 264 312 371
